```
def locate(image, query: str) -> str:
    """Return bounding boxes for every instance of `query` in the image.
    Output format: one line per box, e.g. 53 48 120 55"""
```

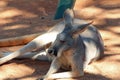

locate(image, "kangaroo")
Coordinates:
38 9 104 80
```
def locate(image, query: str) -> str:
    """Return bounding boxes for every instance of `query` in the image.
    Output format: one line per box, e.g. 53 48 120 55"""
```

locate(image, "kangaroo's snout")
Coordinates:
48 49 54 54
47 48 57 56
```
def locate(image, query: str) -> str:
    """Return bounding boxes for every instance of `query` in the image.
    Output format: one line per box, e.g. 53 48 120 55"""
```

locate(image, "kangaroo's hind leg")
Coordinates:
0 50 49 61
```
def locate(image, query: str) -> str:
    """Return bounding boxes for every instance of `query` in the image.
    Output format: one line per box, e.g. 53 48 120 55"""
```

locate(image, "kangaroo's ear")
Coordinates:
63 8 74 25
71 21 93 33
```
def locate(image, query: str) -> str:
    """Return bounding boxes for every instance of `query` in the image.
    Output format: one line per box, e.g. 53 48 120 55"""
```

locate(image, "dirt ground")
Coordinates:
0 0 120 80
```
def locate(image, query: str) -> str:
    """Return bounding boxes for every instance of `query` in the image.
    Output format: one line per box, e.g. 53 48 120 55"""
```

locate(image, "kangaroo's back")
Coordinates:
73 19 104 64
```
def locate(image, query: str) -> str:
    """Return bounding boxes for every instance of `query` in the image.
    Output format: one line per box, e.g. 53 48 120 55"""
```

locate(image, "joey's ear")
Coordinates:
72 21 93 33
63 8 74 25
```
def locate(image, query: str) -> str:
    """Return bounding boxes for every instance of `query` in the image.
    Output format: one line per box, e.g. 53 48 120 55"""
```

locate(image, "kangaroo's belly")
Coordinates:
57 49 74 70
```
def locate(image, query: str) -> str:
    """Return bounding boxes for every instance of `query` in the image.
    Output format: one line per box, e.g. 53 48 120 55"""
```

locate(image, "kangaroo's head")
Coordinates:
47 9 92 57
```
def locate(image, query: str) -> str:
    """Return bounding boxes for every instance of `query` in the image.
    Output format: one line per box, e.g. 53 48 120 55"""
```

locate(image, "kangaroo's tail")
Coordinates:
0 33 41 47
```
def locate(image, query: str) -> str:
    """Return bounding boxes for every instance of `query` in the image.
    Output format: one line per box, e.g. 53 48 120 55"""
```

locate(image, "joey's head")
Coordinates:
47 9 93 57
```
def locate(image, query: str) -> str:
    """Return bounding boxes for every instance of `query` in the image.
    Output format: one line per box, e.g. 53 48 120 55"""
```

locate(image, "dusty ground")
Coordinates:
0 0 120 80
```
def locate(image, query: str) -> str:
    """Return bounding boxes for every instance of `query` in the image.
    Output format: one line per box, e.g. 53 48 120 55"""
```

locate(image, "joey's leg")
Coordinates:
38 58 61 80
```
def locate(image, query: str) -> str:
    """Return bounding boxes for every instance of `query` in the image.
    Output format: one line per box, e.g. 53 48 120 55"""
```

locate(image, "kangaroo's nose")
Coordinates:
47 49 54 54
